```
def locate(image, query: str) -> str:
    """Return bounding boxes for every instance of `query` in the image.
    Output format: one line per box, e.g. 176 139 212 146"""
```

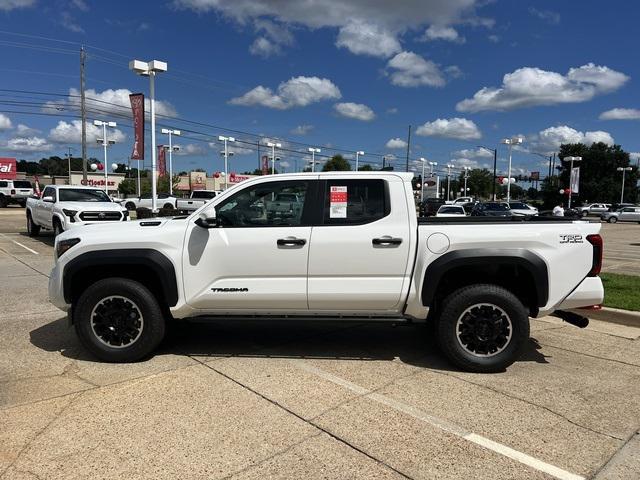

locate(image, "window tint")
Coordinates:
323 179 388 225
191 191 216 199
439 206 464 214
42 187 56 201
216 181 308 227
58 189 111 202
13 181 32 188
0 181 7 187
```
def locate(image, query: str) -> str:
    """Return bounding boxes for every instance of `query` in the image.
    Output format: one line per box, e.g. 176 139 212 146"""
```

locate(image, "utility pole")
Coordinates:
80 46 87 183
66 146 73 184
405 125 411 172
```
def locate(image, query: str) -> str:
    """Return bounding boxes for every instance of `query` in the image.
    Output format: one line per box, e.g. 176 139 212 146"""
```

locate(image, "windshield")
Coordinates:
192 191 216 199
58 189 111 202
13 181 32 188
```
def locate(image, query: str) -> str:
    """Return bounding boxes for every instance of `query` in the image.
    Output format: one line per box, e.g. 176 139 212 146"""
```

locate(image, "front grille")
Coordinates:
79 211 122 221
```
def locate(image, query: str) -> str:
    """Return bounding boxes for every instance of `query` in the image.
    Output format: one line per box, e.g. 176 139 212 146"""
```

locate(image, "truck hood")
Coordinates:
60 201 125 211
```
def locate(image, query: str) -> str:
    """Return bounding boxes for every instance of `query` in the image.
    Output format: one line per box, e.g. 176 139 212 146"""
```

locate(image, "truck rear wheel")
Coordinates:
26 212 40 236
436 284 529 373
74 278 166 363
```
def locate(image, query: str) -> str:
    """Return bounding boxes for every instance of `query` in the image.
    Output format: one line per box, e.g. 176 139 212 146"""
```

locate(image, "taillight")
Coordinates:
11 189 15 194
586 234 603 276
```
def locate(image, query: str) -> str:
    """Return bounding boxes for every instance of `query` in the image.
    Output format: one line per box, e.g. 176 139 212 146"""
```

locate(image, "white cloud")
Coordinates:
629 152 640 163
249 19 294 57
70 0 89 11
336 21 401 58
386 107 398 114
333 102 376 121
422 25 465 43
387 51 446 87
15 124 40 136
174 143 207 156
173 0 490 58
60 11 85 33
529 125 615 153
208 142 255 156
48 120 126 145
0 0 35 11
385 137 408 149
0 113 12 130
4 136 53 153
599 108 640 120
445 65 463 79
290 124 314 135
230 76 341 109
487 34 499 43
44 88 177 118
452 147 493 158
528 7 560 25
416 117 482 140
456 63 630 112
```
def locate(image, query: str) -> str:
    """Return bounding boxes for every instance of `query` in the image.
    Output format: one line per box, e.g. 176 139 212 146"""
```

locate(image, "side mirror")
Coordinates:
195 210 218 229
42 196 54 203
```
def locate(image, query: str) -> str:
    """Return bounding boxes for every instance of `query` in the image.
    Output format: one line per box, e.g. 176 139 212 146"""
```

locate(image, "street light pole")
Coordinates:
501 137 523 202
419 157 426 202
130 59 168 213
65 146 73 184
428 161 438 199
266 141 282 174
564 156 582 209
446 163 454 201
478 145 498 200
219 136 235 190
94 119 117 193
355 150 364 171
162 128 181 195
617 166 633 203
308 147 321 172
463 166 471 196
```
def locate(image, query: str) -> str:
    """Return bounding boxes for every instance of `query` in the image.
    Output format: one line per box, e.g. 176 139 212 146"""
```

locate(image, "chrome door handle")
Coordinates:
372 237 403 246
277 237 307 247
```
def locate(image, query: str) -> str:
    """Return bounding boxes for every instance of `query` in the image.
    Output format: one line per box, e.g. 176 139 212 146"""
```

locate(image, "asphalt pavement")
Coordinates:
1 205 639 480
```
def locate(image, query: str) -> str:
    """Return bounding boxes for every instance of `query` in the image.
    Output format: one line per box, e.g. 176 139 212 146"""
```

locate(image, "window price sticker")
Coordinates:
329 185 347 218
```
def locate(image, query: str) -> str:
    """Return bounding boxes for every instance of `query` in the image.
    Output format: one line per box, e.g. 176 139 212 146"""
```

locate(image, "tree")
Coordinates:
157 174 180 194
543 142 638 207
456 168 493 199
322 154 351 171
358 164 373 171
118 178 138 196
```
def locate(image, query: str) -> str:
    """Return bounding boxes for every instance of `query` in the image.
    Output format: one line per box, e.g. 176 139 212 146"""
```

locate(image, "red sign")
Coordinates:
157 145 166 176
261 155 269 175
129 93 145 160
229 173 250 183
81 179 116 187
0 157 17 180
330 187 348 203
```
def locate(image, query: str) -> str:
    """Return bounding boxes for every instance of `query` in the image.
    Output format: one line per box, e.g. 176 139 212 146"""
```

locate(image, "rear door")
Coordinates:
307 176 412 312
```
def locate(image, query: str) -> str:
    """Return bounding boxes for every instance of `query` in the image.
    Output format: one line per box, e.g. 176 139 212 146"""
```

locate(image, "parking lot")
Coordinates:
1 205 639 480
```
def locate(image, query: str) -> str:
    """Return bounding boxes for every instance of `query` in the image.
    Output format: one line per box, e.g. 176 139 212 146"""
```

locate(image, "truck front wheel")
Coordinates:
74 278 166 363
436 284 529 373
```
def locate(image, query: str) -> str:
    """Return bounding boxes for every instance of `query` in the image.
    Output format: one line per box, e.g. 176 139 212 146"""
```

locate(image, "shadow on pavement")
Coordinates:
18 231 55 247
30 317 550 372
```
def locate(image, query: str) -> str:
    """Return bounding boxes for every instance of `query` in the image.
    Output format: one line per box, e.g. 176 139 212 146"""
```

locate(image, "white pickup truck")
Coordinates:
26 185 129 237
175 190 218 213
48 172 604 372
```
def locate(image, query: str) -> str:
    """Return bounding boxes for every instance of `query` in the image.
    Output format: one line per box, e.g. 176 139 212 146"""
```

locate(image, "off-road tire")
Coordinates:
436 284 529 373
53 218 63 237
26 211 40 236
74 278 166 363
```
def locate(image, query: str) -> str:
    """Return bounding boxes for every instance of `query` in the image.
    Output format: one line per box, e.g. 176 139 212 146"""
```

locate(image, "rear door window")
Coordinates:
322 179 389 225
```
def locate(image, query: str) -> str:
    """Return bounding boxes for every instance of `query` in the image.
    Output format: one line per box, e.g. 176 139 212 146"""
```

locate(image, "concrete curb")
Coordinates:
570 307 640 328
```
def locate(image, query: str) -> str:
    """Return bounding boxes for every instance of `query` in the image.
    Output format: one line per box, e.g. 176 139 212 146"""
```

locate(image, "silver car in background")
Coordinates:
600 206 640 223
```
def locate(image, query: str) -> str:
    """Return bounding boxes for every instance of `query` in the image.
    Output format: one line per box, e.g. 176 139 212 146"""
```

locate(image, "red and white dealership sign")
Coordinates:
0 158 17 180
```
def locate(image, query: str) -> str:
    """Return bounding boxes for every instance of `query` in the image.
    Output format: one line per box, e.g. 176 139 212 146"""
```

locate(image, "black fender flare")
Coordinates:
63 249 179 306
421 248 549 307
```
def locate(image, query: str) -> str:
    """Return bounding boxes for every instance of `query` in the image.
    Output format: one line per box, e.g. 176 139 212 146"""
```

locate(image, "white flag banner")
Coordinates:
570 166 580 194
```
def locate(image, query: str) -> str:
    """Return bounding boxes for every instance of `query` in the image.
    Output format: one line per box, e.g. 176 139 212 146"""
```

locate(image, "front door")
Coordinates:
307 176 412 312
182 178 316 313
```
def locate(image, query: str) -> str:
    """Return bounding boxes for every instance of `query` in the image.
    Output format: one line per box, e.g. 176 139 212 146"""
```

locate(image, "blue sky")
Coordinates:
1 0 639 179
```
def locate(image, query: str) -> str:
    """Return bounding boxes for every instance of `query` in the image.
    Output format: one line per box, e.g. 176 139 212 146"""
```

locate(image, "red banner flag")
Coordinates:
33 175 41 197
129 93 145 160
261 155 269 175
157 145 166 176
0 157 17 180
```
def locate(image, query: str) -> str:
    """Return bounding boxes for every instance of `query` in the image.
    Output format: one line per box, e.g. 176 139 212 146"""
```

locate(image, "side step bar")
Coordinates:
551 310 589 328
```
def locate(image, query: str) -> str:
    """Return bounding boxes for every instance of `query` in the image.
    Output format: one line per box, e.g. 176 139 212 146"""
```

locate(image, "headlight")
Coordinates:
56 238 80 258
62 209 78 223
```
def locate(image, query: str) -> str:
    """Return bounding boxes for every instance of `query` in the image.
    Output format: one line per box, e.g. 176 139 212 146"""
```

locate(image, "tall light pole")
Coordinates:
419 157 427 202
617 166 633 204
463 166 471 196
162 128 181 195
266 141 282 174
355 150 364 171
308 147 321 172
428 161 438 199
218 136 236 189
564 156 582 209
501 137 523 201
446 163 455 201
65 146 73 184
478 145 498 200
93 119 117 193
130 59 168 213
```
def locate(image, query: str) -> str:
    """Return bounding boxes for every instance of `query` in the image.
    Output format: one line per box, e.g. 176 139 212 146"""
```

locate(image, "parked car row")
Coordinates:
425 199 539 218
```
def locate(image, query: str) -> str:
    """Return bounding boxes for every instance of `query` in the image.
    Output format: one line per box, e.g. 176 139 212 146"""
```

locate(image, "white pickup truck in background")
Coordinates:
26 185 129 237
123 193 178 211
49 172 604 372
0 179 34 207
176 190 218 213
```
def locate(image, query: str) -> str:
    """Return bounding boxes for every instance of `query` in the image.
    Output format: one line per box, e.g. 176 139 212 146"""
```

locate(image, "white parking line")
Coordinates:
0 233 39 255
295 361 584 480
